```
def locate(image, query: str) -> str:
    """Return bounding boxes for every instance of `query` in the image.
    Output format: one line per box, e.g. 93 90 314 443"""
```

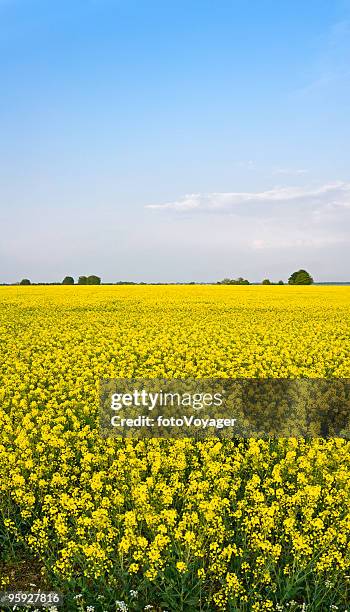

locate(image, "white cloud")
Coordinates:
145 182 350 262
146 181 350 213
236 160 255 169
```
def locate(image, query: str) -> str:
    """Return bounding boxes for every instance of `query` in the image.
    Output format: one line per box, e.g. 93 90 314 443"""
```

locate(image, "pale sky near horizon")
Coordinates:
1 0 350 283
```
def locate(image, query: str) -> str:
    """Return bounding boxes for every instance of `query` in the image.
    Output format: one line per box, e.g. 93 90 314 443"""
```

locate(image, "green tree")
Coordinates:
87 275 101 285
20 278 31 285
218 277 250 285
288 269 313 285
217 278 232 285
62 276 74 285
278 280 284 285
78 276 87 285
262 279 271 285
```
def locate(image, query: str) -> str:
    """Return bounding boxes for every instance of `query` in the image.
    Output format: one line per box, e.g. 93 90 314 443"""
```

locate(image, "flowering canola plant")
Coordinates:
0 285 350 611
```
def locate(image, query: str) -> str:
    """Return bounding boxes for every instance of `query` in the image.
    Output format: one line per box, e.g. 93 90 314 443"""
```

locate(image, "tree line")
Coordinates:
62 275 101 285
19 275 101 286
217 269 314 285
16 269 314 286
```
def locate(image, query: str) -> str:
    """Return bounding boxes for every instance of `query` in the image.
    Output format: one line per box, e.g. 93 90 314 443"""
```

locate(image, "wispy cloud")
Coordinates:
293 19 350 97
251 236 346 250
145 181 350 260
146 181 350 214
272 167 308 176
236 160 255 169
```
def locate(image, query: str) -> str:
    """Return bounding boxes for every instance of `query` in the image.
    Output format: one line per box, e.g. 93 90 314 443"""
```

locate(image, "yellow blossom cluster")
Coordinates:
0 285 350 610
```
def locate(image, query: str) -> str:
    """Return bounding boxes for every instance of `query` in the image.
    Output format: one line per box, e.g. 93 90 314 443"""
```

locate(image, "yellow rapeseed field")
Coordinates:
1 285 350 611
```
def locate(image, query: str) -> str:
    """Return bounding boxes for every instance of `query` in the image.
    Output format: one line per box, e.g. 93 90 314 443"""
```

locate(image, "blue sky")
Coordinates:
1 0 350 282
